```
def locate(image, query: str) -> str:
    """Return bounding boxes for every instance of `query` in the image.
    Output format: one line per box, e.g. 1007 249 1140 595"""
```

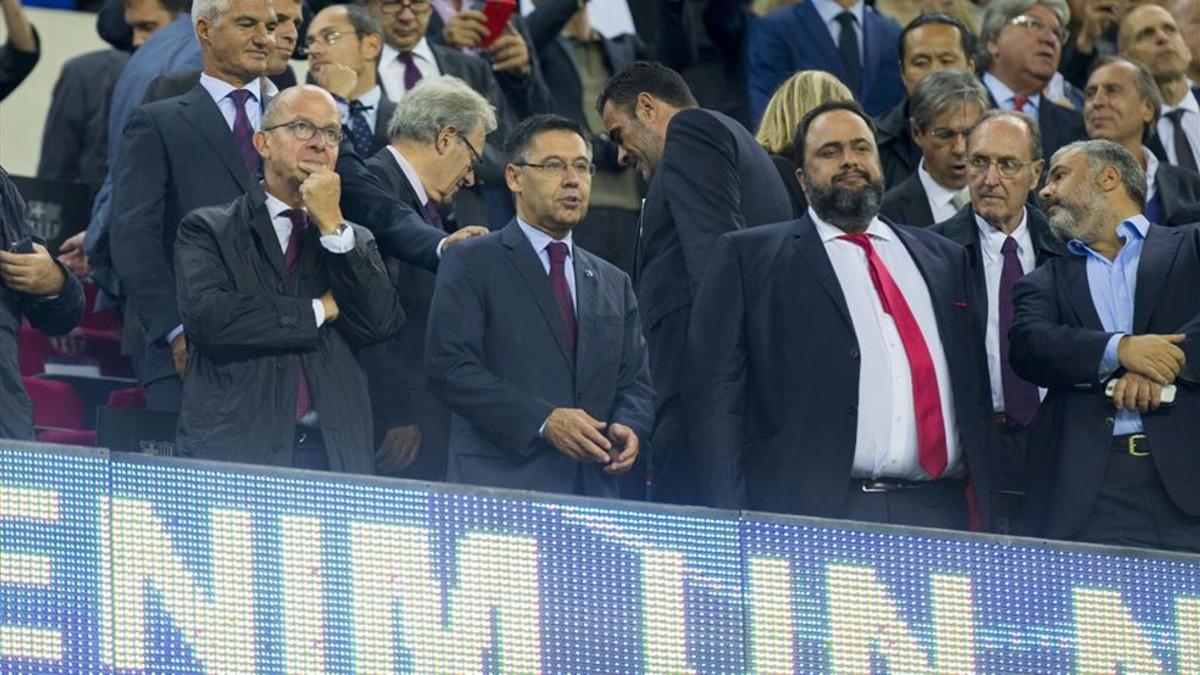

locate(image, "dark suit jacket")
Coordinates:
1145 86 1200 166
769 152 807 219
368 97 396 157
877 98 920 189
880 171 937 228
685 215 996 527
1011 223 1200 538
174 190 402 472
1150 161 1200 227
110 83 265 385
985 88 1086 163
747 1 904 121
142 67 297 103
426 220 655 498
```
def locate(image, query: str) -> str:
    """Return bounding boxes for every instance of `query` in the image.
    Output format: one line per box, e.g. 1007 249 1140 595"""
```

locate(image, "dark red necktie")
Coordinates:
228 89 259 177
546 242 576 350
998 237 1040 425
400 51 423 91
281 208 313 419
422 200 444 231
840 233 948 478
1012 94 1029 113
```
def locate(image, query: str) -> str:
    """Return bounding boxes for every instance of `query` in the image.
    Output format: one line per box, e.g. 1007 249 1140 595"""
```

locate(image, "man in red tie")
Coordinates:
686 100 997 530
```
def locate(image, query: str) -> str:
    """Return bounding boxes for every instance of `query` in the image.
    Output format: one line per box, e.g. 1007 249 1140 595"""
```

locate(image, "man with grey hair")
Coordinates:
880 69 989 227
1083 56 1200 226
979 0 1086 162
1011 138 1200 552
355 75 497 480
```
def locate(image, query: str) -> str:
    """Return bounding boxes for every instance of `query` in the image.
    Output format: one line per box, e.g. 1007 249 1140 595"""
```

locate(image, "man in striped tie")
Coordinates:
687 100 998 531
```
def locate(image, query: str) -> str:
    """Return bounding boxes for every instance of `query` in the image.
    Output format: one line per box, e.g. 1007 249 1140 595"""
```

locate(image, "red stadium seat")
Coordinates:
22 376 85 430
106 387 147 409
36 428 97 446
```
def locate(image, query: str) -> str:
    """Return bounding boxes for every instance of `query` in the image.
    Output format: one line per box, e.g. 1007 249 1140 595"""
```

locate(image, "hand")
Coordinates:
443 225 489 248
311 62 358 100
375 424 422 474
603 423 639 475
1117 334 1186 384
541 408 611 463
1077 0 1124 52
57 231 90 278
488 23 530 76
0 243 67 296
171 332 188 380
442 9 489 49
1110 372 1164 413
299 169 344 234
320 290 340 323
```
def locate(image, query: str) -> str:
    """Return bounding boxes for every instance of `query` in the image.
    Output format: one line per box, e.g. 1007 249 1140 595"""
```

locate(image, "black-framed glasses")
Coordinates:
1008 14 1069 45
967 154 1037 177
459 134 483 171
514 159 597 178
379 0 431 14
262 119 343 145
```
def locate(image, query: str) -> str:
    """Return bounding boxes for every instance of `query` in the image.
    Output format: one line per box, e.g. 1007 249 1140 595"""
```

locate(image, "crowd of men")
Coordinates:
1 0 1197 554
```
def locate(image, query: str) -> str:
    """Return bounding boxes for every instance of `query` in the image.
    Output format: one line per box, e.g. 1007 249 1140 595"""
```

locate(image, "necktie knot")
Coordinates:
1001 235 1018 255
228 89 255 108
546 241 569 266
281 208 308 232
835 11 856 28
348 99 374 114
838 232 874 252
1165 109 1185 123
399 51 423 91
951 190 971 211
1012 94 1029 112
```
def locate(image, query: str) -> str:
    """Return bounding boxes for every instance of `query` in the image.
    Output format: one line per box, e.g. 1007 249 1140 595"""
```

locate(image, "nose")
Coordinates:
951 133 967 156
616 146 629 167
132 29 148 48
1038 182 1054 202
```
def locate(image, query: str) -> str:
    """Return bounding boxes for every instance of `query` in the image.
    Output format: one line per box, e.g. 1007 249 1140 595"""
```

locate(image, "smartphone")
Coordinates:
9 236 35 254
480 0 516 48
1105 379 1177 405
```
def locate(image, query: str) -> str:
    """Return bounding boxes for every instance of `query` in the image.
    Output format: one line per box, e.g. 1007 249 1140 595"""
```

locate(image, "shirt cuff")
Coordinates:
437 236 448 259
167 324 184 343
319 224 355 253
312 298 325 327
1099 333 1124 381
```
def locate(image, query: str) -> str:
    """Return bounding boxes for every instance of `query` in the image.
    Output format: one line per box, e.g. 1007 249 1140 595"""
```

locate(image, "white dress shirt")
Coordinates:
517 218 577 308
385 146 450 258
917 160 968 223
199 72 264 131
811 0 865 60
1157 88 1200 171
812 210 962 479
336 84 384 134
1142 146 1160 206
379 38 441 102
983 72 1041 116
264 192 356 327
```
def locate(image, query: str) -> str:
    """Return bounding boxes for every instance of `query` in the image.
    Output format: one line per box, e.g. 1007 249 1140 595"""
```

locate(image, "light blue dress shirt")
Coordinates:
983 72 1041 116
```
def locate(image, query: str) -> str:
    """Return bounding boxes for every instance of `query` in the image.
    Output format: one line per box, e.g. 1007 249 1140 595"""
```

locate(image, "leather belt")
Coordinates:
1111 433 1150 456
854 477 959 493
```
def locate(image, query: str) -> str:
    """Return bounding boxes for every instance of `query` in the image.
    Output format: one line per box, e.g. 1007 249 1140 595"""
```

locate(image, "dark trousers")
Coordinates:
993 417 1031 535
1075 438 1200 553
145 376 181 413
840 478 970 530
293 427 330 471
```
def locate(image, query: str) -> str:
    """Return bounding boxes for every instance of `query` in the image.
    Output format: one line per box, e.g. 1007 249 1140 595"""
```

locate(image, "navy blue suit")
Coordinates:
747 1 904 122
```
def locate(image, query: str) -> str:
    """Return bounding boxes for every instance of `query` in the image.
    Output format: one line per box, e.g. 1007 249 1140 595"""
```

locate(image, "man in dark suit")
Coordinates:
880 70 988 227
358 75 497 481
747 0 905 122
687 100 996 530
1083 57 1200 227
175 85 401 472
877 12 977 189
931 110 1065 533
426 114 655 498
1012 139 1199 552
110 0 279 412
978 0 1087 163
598 62 792 503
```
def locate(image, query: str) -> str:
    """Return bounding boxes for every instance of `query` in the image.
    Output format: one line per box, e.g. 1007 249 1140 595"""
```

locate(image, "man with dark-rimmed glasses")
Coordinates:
174 85 402 473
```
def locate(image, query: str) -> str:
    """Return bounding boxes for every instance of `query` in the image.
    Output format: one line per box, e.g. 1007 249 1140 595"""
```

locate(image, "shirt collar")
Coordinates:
974 208 1029 254
918 159 965 207
812 0 864 29
264 192 299 220
385 145 430 207
982 71 1040 110
517 217 574 255
356 85 382 108
199 72 263 108
1142 146 1159 201
382 38 436 67
1163 87 1200 115
1066 214 1151 257
810 207 894 244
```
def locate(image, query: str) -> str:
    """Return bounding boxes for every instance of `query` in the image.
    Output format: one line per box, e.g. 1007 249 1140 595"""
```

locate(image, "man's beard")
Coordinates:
1044 196 1095 242
803 171 884 230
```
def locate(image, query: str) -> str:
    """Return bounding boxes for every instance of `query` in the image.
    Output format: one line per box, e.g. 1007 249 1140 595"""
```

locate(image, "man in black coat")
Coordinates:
598 62 792 504
686 101 996 530
1012 139 1199 552
175 85 402 473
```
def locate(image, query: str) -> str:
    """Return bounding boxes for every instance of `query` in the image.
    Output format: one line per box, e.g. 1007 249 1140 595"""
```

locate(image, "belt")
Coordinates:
993 412 1026 431
1111 433 1150 456
853 477 960 493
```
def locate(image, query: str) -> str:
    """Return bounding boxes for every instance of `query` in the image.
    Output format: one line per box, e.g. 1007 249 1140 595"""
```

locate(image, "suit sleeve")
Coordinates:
110 106 181 343
662 111 746 294
1172 226 1200 384
609 273 656 442
746 19 789 125
36 59 86 182
1010 266 1116 390
322 225 404 349
524 0 579 51
683 234 748 509
174 210 320 356
425 244 557 457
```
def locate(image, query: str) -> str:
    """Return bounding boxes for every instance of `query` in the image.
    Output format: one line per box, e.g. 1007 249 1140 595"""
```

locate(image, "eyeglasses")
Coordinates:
514 159 597 178
1008 14 1069 45
311 28 360 46
459 135 483 171
967 154 1037 177
262 119 343 145
378 0 431 14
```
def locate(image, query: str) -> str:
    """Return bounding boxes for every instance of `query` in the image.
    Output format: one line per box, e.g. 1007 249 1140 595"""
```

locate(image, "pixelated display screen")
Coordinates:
1 441 1197 672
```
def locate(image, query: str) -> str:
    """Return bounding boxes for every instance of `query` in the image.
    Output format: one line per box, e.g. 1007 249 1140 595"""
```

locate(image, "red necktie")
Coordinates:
546 242 576 350
281 208 313 419
1012 94 1029 113
840 233 948 478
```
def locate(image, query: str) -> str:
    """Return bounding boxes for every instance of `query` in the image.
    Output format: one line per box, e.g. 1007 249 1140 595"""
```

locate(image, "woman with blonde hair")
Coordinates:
755 70 855 217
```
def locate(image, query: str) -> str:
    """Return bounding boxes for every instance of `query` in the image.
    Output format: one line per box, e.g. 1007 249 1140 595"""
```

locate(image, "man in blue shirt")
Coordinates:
1011 139 1200 552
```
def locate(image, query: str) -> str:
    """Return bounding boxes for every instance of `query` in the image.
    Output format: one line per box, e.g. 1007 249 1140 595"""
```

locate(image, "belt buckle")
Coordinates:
860 480 889 493
1127 434 1149 456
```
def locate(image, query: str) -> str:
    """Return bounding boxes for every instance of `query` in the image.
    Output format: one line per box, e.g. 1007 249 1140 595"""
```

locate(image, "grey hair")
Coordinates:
978 0 1071 69
971 108 1043 161
909 70 990 132
1051 139 1147 208
192 0 232 27
386 75 498 143
1090 55 1162 140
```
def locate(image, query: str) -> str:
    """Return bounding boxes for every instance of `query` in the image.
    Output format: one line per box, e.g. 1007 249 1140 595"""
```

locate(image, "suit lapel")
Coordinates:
373 98 396 152
1133 225 1182 334
1063 255 1104 329
794 216 853 329
894 225 955 333
177 85 253 192
799 4 842 79
502 221 575 370
573 249 598 377
248 194 289 285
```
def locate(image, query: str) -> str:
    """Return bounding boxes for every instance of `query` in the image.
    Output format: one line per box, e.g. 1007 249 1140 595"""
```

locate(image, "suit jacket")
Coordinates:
369 97 396 157
747 1 904 121
1011 223 1200 538
877 98 920 189
769 152 807 219
880 171 937 228
685 215 996 527
426 220 655 498
110 83 267 386
985 88 1086 163
174 190 402 471
1150 161 1200 227
1145 86 1200 166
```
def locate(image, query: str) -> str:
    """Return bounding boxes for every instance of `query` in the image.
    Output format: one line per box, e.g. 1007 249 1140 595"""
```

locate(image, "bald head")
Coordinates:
256 85 343 197
1119 4 1191 82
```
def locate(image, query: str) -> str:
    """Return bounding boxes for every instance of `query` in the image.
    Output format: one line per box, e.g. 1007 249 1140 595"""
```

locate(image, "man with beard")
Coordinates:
686 100 996 530
1011 139 1200 552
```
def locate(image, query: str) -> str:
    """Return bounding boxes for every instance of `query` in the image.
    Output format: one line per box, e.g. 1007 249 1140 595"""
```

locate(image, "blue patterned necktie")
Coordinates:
347 99 375 157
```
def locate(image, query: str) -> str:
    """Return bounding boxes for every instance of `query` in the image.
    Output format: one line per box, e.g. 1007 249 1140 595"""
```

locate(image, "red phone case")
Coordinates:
481 0 517 48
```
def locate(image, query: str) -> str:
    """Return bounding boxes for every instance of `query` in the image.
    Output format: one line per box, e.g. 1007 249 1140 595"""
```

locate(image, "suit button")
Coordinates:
1105 416 1114 426
277 283 285 293
850 349 860 359
848 404 857 415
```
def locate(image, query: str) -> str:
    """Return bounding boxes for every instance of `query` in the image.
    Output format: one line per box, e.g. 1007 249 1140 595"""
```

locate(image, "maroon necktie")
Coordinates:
546 242 576 350
281 208 313 419
228 89 259 177
840 233 948 479
998 237 1040 425
1012 94 1029 113
422 200 444 231
400 52 423 91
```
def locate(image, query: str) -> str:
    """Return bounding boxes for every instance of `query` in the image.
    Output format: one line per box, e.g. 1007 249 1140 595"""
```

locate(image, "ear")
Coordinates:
634 92 656 122
985 39 1001 62
1030 158 1045 180
505 163 522 194
966 55 977 72
1098 165 1122 192
252 129 270 161
195 17 212 47
795 167 809 196
363 34 383 62
909 118 924 142
436 125 457 155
